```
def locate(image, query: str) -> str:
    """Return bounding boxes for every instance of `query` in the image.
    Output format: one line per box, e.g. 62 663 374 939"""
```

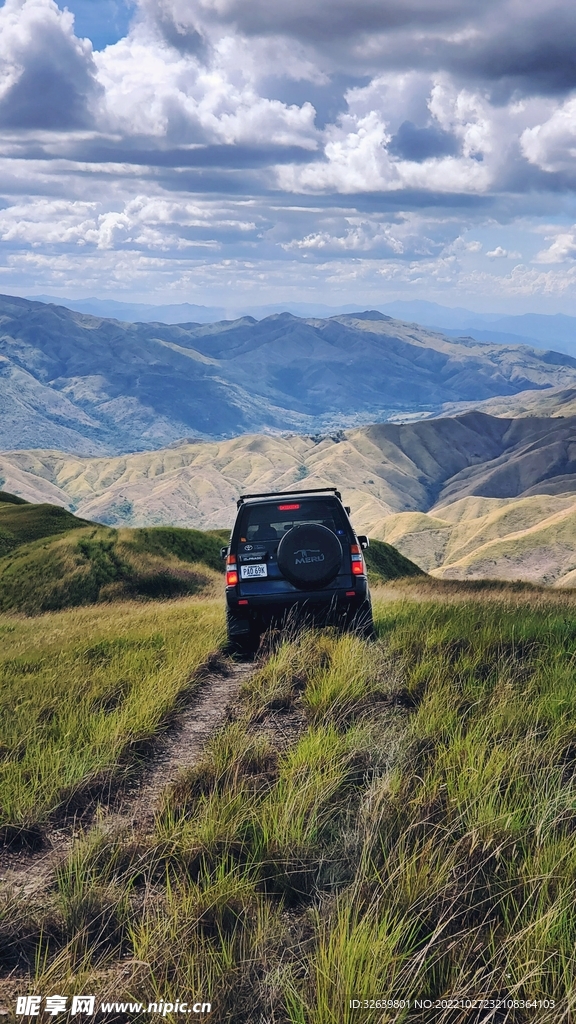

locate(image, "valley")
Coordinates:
1 291 576 1012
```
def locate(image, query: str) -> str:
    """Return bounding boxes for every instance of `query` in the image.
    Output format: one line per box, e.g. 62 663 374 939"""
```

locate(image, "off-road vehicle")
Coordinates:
222 487 374 652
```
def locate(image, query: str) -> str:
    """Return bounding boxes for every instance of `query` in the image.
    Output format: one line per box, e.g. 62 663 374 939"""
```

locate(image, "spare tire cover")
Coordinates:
277 524 343 589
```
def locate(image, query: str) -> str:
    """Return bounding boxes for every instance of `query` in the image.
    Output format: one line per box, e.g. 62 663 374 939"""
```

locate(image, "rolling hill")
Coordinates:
371 494 576 586
2 404 576 584
443 384 576 420
0 493 231 613
3 294 576 454
0 493 92 555
2 409 575 527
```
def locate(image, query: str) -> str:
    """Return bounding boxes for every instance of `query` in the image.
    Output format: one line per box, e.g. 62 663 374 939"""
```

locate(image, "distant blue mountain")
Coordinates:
29 295 362 324
29 295 228 325
378 301 576 358
28 295 576 358
474 314 576 354
3 294 576 455
378 300 501 328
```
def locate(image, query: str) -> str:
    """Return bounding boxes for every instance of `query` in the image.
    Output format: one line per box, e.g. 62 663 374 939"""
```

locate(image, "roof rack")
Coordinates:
237 486 342 508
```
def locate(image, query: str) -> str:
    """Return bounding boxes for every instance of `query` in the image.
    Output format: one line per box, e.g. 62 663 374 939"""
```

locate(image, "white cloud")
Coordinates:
94 24 319 146
0 0 100 129
0 198 99 246
276 77 498 195
282 220 405 254
521 96 576 174
533 229 576 263
0 194 258 251
445 236 482 253
281 212 474 259
1 0 576 310
278 111 401 193
427 78 492 160
486 245 521 258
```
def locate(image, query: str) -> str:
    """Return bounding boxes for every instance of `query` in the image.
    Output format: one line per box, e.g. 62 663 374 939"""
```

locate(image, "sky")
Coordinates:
2 0 576 313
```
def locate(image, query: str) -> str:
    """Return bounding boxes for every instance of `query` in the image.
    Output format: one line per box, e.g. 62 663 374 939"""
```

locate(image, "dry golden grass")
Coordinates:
370 494 576 585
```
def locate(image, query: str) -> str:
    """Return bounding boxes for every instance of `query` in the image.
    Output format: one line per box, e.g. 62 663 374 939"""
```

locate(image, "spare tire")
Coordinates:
277 524 343 589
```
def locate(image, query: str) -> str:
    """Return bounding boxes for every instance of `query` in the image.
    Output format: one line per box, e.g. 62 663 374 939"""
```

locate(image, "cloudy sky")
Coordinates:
2 0 576 313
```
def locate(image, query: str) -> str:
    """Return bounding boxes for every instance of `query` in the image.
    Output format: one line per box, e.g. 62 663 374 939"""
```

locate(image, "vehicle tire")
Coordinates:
226 610 258 657
349 599 376 640
228 633 258 657
277 524 342 589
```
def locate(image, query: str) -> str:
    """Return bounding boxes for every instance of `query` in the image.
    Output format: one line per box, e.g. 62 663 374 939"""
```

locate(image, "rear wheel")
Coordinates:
226 610 259 657
348 599 376 640
228 634 258 657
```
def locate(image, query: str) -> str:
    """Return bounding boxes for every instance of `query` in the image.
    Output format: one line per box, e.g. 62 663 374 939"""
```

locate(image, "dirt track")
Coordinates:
0 655 254 898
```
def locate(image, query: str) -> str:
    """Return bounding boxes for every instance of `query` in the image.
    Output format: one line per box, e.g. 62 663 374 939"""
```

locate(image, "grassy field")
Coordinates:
0 598 225 841
1 580 576 1021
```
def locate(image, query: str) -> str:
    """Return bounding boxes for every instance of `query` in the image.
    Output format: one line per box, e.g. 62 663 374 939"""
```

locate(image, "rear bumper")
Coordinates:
226 580 370 635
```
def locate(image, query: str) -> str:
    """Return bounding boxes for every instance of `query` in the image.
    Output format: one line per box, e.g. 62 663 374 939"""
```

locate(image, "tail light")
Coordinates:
350 543 364 576
226 554 238 586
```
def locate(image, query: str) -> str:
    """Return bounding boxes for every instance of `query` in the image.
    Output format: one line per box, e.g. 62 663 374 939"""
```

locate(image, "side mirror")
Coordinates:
358 535 369 550
345 506 351 514
220 546 229 559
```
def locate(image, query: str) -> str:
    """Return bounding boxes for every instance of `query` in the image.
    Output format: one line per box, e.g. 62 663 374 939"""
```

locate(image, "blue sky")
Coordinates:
1 0 576 313
61 0 133 51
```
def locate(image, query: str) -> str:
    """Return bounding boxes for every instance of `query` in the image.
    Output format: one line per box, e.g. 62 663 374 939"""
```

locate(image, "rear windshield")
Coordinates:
238 499 349 543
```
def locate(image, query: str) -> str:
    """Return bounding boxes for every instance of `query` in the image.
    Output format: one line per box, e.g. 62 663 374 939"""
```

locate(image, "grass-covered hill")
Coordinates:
0 492 93 556
373 492 576 586
0 494 230 614
0 524 229 615
0 495 421 614
3 401 576 586
0 490 27 504
363 537 424 584
4 409 576 532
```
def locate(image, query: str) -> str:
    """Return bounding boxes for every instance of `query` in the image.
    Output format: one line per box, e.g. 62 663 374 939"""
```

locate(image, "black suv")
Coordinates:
222 487 374 652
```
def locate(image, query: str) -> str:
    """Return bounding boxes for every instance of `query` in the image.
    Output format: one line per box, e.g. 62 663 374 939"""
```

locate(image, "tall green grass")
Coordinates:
0 598 224 838
5 628 394 1017
290 597 576 1022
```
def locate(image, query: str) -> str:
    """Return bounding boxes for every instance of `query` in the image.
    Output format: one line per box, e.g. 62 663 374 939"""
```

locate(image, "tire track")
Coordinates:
0 656 254 898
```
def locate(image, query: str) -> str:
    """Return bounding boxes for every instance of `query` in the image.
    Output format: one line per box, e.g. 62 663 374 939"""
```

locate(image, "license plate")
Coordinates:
240 563 268 579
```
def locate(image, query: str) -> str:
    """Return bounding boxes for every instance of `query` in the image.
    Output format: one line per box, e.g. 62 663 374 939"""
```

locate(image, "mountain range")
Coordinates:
2 402 576 585
3 293 576 455
30 294 576 357
29 295 363 325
